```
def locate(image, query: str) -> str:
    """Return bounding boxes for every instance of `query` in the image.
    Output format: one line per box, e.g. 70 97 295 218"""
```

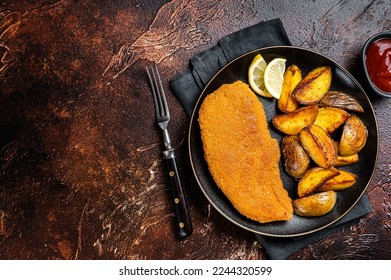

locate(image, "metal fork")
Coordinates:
146 64 192 238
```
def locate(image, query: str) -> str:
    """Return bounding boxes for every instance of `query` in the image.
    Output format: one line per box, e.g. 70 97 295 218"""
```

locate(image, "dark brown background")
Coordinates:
0 0 390 259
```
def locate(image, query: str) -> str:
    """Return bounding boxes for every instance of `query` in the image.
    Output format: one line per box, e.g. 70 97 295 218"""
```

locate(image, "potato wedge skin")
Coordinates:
319 91 364 113
314 107 350 133
282 135 310 179
299 124 337 168
272 105 318 135
293 191 337 217
278 64 302 113
317 169 357 191
294 66 332 105
339 114 368 156
297 167 339 197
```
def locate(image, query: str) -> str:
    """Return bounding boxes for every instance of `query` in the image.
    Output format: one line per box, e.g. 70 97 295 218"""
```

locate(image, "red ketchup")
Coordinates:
365 38 391 93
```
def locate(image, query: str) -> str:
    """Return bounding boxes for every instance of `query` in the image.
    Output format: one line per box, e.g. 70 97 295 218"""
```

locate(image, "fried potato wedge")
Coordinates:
314 107 350 133
299 124 337 168
294 66 332 105
333 140 360 166
272 105 318 135
317 169 357 192
339 114 368 156
278 64 302 113
319 91 364 113
335 154 360 166
293 191 337 217
297 167 339 197
282 135 310 179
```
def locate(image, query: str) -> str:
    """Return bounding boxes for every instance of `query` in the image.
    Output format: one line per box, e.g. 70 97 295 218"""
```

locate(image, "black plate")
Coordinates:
188 46 378 237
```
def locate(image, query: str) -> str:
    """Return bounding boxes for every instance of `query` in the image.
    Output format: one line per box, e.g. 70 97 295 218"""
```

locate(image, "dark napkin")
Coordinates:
170 18 291 116
256 195 372 259
169 18 372 259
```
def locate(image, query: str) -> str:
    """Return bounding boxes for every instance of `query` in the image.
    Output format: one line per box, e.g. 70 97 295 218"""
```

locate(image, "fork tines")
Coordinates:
146 64 170 122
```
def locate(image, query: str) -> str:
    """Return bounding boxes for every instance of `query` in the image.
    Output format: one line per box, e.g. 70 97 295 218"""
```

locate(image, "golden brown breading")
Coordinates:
199 81 293 223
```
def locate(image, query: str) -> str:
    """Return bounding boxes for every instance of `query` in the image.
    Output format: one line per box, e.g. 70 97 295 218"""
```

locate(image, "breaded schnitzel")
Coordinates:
199 81 293 223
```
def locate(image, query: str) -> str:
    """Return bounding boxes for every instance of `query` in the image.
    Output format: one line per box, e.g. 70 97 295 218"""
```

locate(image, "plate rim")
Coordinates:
188 45 379 237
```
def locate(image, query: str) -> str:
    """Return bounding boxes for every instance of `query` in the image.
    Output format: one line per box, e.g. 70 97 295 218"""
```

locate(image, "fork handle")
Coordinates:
164 156 193 238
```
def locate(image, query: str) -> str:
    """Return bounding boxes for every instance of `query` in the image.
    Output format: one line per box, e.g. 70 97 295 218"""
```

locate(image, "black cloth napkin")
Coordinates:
170 18 291 116
169 18 372 259
256 195 372 259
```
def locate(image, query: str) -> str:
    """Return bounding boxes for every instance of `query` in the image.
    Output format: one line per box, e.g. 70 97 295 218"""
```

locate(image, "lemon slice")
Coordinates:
248 54 273 98
264 57 287 99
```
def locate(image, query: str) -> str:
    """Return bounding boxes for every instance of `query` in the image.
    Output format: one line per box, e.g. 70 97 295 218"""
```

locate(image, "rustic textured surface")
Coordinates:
0 0 390 259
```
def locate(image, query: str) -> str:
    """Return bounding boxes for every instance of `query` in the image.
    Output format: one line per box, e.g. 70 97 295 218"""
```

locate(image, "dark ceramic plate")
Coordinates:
188 46 378 237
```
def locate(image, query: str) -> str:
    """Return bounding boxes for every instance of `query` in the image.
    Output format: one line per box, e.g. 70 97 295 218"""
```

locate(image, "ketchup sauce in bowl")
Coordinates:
361 31 391 98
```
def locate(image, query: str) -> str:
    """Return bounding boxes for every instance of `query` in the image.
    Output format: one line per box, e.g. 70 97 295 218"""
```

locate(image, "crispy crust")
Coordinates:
199 81 293 223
